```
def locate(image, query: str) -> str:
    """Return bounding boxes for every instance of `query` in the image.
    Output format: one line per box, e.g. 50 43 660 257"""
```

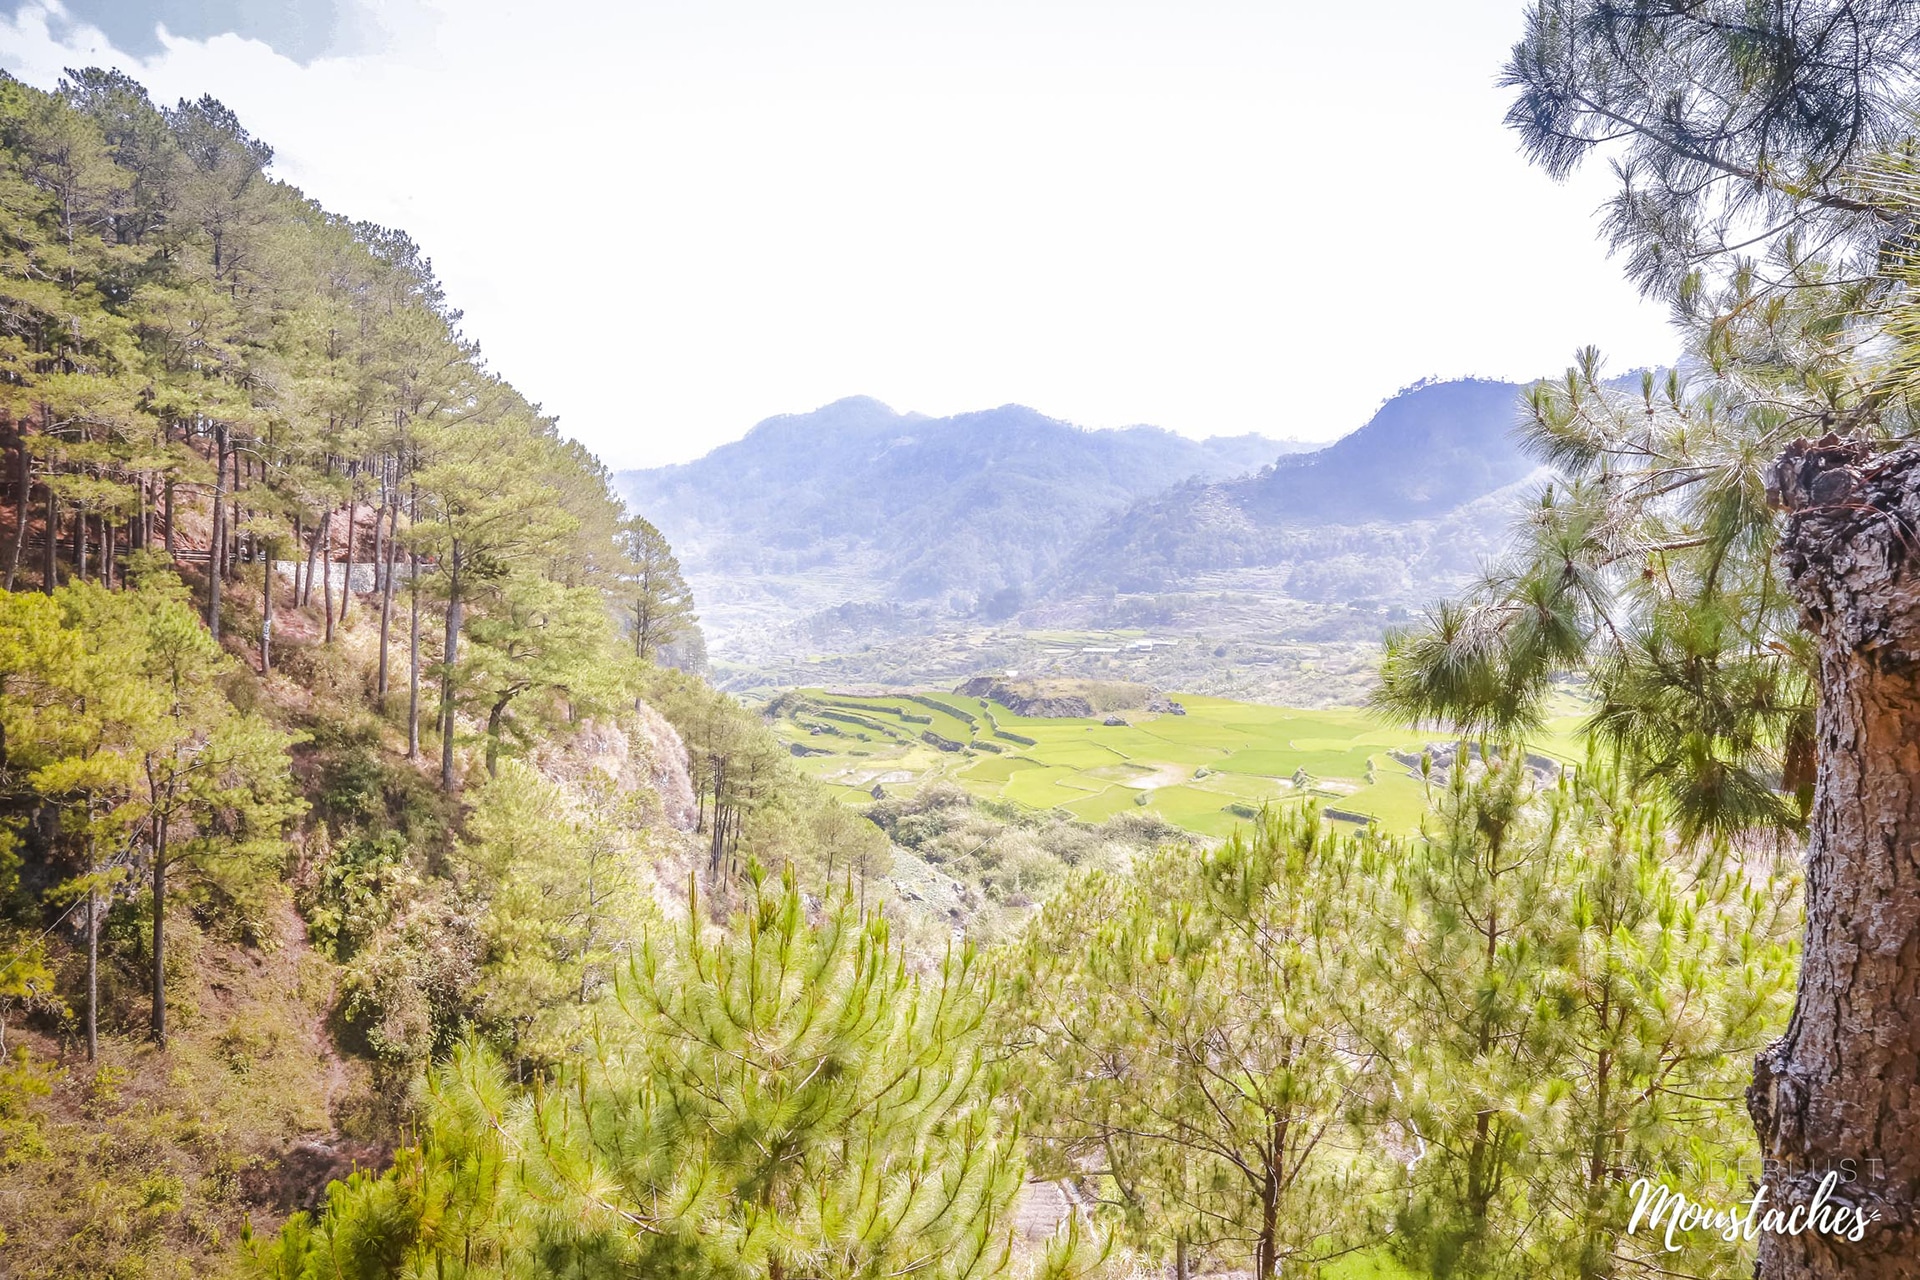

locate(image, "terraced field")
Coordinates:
773 688 1583 838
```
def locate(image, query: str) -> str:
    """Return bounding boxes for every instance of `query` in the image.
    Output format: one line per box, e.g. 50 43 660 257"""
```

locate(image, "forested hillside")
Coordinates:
614 397 1290 649
618 397 1287 597
0 67 916 1276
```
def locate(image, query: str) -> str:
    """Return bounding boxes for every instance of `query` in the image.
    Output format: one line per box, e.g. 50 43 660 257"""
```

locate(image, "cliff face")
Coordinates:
631 701 700 832
529 706 699 834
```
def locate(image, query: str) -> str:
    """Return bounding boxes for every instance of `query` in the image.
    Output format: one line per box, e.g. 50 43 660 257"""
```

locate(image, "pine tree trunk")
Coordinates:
408 486 421 758
75 505 86 581
163 474 174 555
707 757 728 881
486 694 511 778
440 538 462 791
5 427 26 592
261 547 273 674
1257 1130 1282 1280
208 424 226 638
320 508 335 643
301 512 322 607
339 490 356 624
151 812 168 1045
374 496 391 695
1753 437 1920 1277
84 881 98 1062
41 475 55 593
229 477 241 583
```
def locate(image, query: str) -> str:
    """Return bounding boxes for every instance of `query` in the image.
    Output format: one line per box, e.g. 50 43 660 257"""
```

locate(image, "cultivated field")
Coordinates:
772 687 1582 837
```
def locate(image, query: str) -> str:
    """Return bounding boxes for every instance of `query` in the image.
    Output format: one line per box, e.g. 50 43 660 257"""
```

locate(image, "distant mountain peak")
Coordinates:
615 378 1546 652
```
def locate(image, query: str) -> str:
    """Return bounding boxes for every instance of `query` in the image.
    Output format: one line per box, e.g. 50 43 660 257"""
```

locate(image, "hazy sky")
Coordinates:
1 1 1677 469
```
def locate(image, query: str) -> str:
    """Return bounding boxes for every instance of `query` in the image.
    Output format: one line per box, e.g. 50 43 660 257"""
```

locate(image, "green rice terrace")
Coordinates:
767 680 1583 838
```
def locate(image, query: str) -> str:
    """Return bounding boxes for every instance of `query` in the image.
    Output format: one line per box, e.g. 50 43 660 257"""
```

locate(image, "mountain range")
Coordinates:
1048 377 1544 599
618 397 1294 601
614 379 1549 669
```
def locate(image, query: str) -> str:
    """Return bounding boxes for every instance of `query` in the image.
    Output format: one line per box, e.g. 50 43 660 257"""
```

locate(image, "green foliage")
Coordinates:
0 579 302 1048
461 760 655 1070
1371 755 1799 1278
1004 763 1800 1279
616 513 699 665
867 784 1180 941
1380 5 1920 841
303 830 414 961
1502 1 1918 297
1007 807 1392 1277
249 870 1045 1280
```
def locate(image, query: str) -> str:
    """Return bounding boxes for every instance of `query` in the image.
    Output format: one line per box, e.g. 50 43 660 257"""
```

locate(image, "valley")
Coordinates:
768 681 1585 838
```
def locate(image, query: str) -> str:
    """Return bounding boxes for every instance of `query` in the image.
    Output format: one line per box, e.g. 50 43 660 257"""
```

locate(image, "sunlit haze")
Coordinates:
0 0 1678 467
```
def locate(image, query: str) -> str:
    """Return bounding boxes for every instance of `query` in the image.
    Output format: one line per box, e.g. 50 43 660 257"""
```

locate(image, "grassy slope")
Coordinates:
0 901 377 1279
0 578 431 1280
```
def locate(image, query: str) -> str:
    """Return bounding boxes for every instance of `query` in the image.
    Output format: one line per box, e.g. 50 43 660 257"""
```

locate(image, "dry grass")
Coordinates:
0 902 382 1280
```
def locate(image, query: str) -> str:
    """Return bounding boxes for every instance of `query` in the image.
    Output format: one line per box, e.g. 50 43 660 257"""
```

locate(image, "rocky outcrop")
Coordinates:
527 705 698 833
1389 742 1559 788
956 675 1159 719
630 701 699 832
957 676 1094 718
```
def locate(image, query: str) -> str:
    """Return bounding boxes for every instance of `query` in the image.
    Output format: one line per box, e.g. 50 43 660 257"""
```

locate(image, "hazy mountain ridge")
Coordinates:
617 396 1295 601
1050 378 1543 597
615 381 1550 683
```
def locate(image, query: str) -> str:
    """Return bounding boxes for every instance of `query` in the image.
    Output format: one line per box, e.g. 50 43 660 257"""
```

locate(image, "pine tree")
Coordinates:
461 760 655 1069
1379 9 1920 1272
249 869 1040 1280
617 514 697 663
459 571 636 778
1007 807 1389 1278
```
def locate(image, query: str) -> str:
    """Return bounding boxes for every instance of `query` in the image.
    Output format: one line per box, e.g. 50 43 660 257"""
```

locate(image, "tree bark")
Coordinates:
377 498 398 698
339 486 357 625
151 809 168 1045
408 543 421 757
229 467 241 583
208 423 226 638
440 537 462 791
408 483 421 759
84 880 98 1062
41 473 55 593
301 510 323 607
5 426 26 592
486 692 514 778
320 508 335 643
1753 436 1920 1277
261 545 273 674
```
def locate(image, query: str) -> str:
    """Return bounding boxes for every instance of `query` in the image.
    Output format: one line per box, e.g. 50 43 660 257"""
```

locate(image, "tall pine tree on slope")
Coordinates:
1378 4 1920 1274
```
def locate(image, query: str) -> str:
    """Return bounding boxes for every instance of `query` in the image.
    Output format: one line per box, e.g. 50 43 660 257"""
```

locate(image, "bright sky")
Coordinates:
1 0 1677 469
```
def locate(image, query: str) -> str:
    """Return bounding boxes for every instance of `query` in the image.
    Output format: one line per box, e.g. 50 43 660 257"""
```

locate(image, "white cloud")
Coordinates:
1 0 1677 468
